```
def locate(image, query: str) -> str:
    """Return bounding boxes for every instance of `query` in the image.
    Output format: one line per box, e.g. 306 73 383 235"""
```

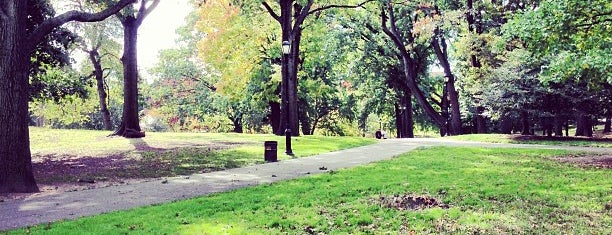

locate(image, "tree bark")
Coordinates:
88 48 113 130
395 90 414 138
113 17 144 138
476 106 487 133
231 116 243 133
0 1 38 193
575 114 593 137
500 115 513 134
112 0 159 138
520 111 531 135
380 3 446 135
0 0 134 193
268 101 281 133
554 115 564 136
431 11 461 135
262 0 371 136
604 114 611 133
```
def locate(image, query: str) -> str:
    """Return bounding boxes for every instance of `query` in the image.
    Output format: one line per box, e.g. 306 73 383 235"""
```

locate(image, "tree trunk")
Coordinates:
432 26 461 135
380 4 446 135
575 114 593 137
500 115 513 134
542 116 553 137
395 90 414 138
0 1 39 193
604 114 611 133
287 26 301 136
521 111 531 135
269 101 281 134
299 111 312 136
114 18 144 138
0 0 135 193
554 115 564 136
88 49 113 130
476 106 487 133
231 117 243 133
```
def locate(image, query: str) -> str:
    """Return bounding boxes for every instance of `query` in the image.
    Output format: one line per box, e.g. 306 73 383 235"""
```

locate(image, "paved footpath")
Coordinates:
1 138 610 231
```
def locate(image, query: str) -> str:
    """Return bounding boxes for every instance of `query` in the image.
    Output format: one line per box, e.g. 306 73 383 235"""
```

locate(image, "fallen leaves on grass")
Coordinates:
376 194 449 211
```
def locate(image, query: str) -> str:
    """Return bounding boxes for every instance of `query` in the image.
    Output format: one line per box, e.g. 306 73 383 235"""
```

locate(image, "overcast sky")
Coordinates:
138 0 192 72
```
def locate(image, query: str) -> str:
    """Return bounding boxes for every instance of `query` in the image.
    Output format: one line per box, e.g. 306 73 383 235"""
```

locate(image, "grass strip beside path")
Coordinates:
28 127 376 184
448 134 612 148
10 147 611 234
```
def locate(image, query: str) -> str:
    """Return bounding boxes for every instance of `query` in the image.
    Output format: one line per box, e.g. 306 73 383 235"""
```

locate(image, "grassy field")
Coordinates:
448 133 612 148
28 127 376 184
10 147 611 234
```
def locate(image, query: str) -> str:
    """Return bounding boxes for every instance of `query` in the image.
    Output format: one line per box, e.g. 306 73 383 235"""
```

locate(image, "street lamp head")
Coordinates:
282 41 291 55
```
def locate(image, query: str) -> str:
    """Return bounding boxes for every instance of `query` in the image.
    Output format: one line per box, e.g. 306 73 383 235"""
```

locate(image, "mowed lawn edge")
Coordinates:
447 133 612 148
8 146 611 234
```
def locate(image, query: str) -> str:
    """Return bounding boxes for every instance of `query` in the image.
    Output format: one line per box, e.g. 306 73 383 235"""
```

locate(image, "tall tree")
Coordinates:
112 0 160 138
261 0 372 136
379 1 448 135
0 0 135 193
75 17 122 130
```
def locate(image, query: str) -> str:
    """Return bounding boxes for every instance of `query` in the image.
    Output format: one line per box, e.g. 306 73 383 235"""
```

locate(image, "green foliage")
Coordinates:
14 147 610 234
29 78 124 129
28 0 82 102
504 0 612 85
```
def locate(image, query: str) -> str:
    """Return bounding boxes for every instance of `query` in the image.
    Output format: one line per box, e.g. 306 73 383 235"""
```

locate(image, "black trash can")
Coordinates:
264 141 278 162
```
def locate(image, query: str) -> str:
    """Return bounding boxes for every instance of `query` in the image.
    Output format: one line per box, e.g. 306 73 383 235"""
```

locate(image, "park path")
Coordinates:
1 138 610 231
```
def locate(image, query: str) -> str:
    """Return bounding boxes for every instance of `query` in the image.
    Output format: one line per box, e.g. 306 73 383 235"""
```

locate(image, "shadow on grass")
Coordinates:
32 140 252 184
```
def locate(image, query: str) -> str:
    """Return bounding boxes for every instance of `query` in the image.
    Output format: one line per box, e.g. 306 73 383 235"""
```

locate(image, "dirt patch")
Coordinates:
0 142 242 202
553 155 612 169
376 194 449 210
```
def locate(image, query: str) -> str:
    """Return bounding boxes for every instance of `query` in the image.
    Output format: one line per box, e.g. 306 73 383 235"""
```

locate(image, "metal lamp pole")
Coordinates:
282 40 293 155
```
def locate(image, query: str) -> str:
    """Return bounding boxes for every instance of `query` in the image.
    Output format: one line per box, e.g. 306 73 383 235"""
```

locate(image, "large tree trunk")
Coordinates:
114 18 144 138
500 115 513 134
575 114 593 137
476 106 487 133
268 101 281 134
604 114 611 133
432 25 461 135
0 0 135 193
395 90 414 138
521 111 531 135
231 116 243 133
276 0 297 136
88 49 113 130
0 1 39 193
112 0 159 138
380 4 446 134
554 115 564 136
299 111 312 136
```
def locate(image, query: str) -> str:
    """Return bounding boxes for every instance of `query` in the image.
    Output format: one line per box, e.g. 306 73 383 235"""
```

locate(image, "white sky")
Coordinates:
138 0 192 72
52 0 193 78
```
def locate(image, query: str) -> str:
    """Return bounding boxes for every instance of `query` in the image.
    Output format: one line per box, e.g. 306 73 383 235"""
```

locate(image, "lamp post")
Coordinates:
399 105 407 138
282 40 293 155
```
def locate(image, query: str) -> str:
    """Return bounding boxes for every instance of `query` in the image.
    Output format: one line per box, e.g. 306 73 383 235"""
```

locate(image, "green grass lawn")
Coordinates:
448 133 612 148
11 147 611 234
28 127 376 184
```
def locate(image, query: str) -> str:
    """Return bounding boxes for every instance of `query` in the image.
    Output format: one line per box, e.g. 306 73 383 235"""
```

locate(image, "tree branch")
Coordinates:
135 0 161 26
27 0 136 52
261 1 280 22
380 3 410 60
308 0 374 15
293 1 314 34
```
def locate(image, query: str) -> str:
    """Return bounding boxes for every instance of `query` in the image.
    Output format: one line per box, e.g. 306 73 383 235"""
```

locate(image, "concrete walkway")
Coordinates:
1 139 610 231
